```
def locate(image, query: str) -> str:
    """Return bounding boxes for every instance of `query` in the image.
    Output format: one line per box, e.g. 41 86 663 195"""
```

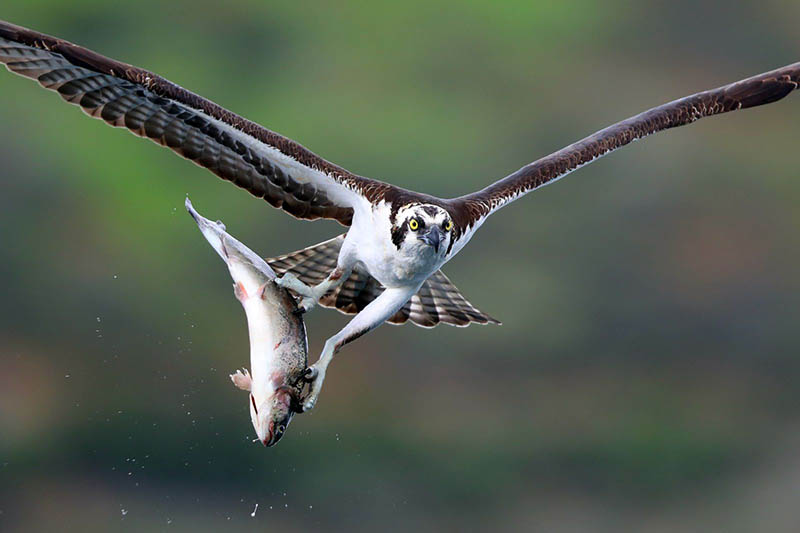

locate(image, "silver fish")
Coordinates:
186 198 307 447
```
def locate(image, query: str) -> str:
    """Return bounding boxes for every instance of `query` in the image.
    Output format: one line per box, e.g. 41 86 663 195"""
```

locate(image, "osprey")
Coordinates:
1 20 799 410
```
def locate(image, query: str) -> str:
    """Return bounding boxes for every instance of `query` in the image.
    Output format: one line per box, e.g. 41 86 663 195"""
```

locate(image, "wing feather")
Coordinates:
0 20 393 225
455 62 800 227
266 236 499 328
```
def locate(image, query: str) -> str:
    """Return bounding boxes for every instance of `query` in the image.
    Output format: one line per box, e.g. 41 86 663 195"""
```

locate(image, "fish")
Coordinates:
186 197 308 447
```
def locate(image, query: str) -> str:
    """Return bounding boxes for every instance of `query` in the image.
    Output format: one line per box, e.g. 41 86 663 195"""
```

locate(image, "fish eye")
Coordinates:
444 220 453 231
409 218 419 231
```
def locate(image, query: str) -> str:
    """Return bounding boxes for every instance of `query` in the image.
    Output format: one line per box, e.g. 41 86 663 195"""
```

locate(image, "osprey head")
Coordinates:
392 204 454 255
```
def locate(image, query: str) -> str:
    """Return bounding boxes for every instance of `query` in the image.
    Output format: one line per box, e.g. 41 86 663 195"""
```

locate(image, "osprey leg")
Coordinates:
276 266 350 313
301 286 417 411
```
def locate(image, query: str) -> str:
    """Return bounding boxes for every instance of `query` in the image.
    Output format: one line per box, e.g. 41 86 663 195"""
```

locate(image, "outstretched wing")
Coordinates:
0 20 392 225
452 62 800 232
267 236 499 327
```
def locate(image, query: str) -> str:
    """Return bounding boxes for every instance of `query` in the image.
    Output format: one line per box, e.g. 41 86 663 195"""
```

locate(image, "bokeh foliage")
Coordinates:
2 1 800 531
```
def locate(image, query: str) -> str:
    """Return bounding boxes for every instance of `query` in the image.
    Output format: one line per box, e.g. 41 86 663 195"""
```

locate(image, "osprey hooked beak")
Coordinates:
419 225 445 253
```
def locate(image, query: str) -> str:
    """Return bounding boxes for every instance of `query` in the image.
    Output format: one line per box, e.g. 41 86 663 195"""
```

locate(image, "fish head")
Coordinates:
249 385 297 447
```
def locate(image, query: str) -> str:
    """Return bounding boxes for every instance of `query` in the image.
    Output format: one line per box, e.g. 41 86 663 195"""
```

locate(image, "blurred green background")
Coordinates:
2 1 800 531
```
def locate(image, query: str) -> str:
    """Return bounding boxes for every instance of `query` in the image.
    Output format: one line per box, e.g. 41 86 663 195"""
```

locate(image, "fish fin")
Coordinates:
230 368 251 391
256 283 269 299
233 281 248 301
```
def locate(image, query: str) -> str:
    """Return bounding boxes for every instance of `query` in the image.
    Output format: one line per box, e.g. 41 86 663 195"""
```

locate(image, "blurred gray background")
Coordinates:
2 1 800 531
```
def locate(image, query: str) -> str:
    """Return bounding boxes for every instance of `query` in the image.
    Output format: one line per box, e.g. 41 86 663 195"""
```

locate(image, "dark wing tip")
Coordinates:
725 74 798 110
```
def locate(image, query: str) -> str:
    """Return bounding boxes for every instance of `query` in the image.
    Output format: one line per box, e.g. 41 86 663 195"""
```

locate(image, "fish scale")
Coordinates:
186 198 307 447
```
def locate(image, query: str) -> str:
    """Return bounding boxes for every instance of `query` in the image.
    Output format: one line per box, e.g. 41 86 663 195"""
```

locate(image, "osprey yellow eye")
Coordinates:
409 219 419 231
444 220 453 231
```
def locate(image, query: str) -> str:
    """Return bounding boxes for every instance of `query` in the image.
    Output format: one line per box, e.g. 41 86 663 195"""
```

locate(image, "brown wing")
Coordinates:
267 237 499 327
0 19 393 225
454 62 800 227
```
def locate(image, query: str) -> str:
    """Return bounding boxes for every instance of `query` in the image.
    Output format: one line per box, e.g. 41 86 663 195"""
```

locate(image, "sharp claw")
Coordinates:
289 392 306 413
299 366 325 411
299 296 317 312
292 306 307 316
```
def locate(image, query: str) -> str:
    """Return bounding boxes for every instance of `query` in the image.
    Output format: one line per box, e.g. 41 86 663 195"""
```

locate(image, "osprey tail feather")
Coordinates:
267 236 500 328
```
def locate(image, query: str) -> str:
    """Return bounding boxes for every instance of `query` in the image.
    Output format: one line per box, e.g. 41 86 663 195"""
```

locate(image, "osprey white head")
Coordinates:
392 204 454 256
